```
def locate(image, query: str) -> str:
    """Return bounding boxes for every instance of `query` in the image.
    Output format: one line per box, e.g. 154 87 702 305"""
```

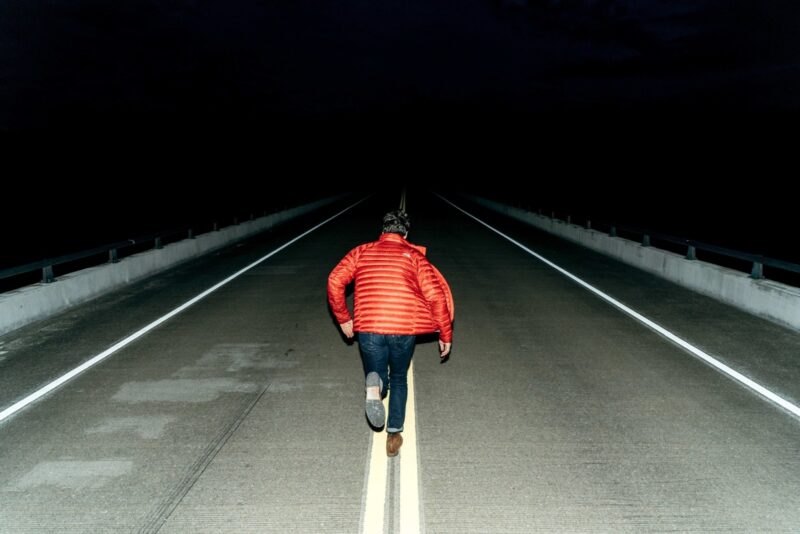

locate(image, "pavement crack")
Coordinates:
137 382 271 534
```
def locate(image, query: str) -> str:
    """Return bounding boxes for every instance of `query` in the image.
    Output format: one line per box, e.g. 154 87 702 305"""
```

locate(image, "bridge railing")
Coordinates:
599 222 799 280
527 207 800 282
0 214 262 289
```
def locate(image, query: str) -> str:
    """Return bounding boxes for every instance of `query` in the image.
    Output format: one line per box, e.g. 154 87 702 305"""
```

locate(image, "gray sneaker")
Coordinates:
365 372 385 428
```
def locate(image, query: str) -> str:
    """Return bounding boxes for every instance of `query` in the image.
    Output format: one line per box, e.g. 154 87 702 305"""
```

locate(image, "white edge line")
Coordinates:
0 196 368 424
437 194 800 420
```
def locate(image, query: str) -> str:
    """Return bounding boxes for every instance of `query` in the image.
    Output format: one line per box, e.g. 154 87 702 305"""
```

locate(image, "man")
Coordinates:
327 209 453 457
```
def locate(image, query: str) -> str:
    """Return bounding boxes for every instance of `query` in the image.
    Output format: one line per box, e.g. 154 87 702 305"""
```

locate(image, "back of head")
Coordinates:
382 209 411 236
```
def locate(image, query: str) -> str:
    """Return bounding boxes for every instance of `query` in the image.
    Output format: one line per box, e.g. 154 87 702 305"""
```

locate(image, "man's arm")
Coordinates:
327 247 360 338
416 257 453 356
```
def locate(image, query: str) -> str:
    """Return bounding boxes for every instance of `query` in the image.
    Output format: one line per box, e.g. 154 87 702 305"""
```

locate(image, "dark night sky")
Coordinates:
2 0 798 284
2 0 800 132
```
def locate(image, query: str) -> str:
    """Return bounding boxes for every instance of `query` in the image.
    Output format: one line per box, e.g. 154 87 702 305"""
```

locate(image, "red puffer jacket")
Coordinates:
328 233 453 342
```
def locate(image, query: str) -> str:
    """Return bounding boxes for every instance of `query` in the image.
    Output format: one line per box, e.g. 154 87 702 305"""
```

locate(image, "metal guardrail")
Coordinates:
0 215 259 286
535 210 800 280
468 193 799 284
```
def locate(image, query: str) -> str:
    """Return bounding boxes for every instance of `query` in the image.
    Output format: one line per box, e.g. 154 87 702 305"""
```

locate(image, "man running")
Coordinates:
327 209 453 457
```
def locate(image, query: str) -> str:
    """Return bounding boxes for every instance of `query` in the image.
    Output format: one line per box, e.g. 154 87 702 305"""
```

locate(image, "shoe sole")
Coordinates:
365 372 385 428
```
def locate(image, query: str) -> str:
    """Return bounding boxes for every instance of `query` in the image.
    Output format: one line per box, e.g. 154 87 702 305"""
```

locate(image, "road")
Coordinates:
1 191 799 532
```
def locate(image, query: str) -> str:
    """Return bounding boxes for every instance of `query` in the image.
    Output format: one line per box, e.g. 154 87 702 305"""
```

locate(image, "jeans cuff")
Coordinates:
387 427 403 433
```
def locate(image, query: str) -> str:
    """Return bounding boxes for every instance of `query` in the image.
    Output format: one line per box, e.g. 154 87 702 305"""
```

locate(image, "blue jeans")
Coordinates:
358 333 416 433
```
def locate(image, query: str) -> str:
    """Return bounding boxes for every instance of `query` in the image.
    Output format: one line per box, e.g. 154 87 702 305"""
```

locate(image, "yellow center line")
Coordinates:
361 188 422 533
361 365 422 534
362 395 390 533
400 361 421 534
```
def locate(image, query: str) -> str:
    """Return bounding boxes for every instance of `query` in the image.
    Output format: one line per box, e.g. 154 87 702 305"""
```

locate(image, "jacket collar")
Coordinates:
379 233 427 256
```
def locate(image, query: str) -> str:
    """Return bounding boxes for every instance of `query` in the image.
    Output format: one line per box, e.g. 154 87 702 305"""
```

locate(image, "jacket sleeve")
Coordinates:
416 257 453 343
327 246 360 324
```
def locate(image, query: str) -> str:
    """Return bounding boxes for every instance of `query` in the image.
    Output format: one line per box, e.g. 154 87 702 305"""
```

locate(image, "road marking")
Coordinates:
361 188 423 533
400 361 421 534
362 396 390 533
360 336 422 534
399 187 421 533
0 197 368 424
361 187 422 533
439 194 800 420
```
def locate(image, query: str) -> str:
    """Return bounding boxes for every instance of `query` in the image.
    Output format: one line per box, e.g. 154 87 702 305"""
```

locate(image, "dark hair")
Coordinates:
382 209 410 235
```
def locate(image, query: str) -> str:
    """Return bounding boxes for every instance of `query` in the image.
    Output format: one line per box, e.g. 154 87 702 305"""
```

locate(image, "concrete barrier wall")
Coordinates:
468 195 800 332
0 195 348 336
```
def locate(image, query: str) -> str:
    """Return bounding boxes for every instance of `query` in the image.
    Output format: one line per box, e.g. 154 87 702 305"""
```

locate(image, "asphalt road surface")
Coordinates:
1 191 799 532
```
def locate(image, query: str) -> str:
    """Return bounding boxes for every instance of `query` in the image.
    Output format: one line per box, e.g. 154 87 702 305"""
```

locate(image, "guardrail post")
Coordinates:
155 237 163 250
250 213 254 221
42 265 54 283
642 235 650 247
686 244 696 260
609 226 616 237
188 228 194 239
551 211 555 220
751 258 764 279
109 249 119 263
234 217 239 225
213 222 218 232
567 215 571 224
586 219 591 230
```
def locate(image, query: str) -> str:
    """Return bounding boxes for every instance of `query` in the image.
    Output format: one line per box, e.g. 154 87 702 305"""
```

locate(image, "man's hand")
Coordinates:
340 320 354 339
439 340 451 359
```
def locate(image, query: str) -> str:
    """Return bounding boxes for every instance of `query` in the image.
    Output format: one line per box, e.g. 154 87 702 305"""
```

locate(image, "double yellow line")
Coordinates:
361 362 420 533
361 186 421 533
